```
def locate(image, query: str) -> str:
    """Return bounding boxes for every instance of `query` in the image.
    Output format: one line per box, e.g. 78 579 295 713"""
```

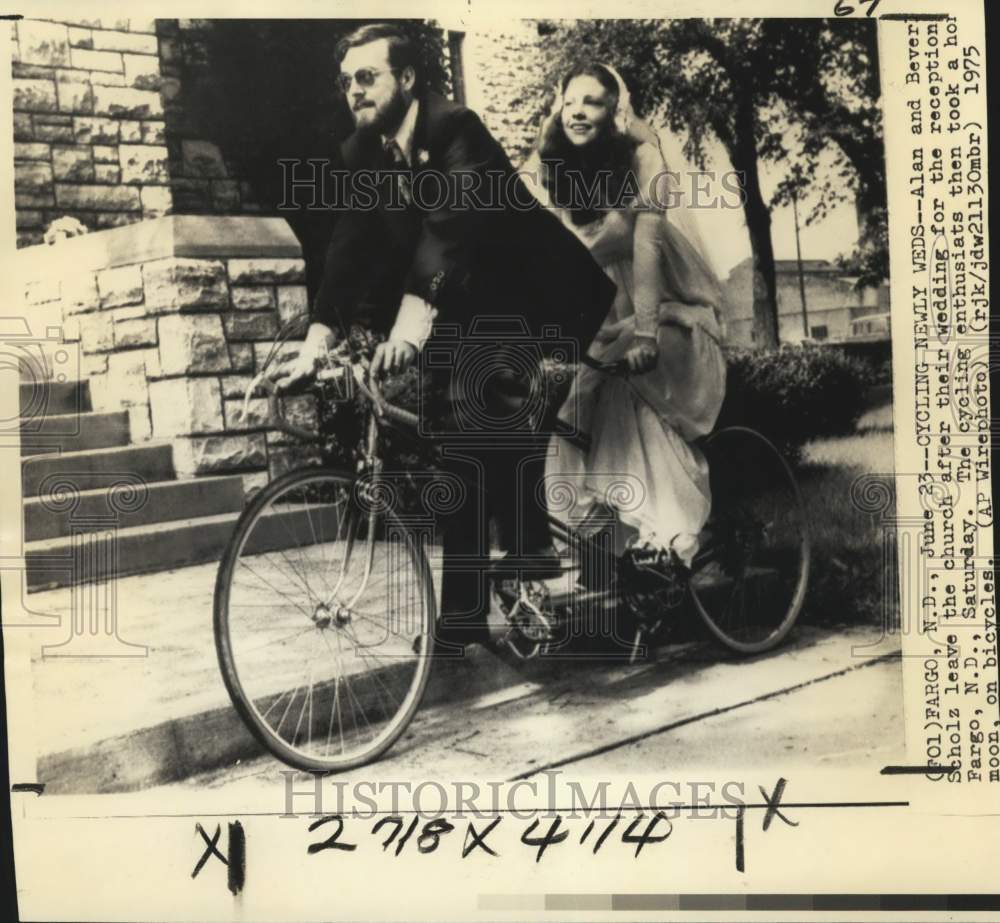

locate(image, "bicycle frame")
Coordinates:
248 349 727 595
249 355 428 610
246 349 694 579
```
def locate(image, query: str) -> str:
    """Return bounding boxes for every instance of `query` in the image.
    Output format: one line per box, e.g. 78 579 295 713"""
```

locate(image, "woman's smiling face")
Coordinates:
560 74 617 147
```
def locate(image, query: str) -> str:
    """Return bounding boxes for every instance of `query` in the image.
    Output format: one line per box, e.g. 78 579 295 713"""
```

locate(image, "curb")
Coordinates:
37 644 527 794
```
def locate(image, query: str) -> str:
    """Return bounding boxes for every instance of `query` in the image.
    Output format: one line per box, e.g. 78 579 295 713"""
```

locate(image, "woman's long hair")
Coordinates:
537 63 640 225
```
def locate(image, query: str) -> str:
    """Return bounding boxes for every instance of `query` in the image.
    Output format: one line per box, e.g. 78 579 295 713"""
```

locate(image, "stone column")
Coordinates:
17 215 322 492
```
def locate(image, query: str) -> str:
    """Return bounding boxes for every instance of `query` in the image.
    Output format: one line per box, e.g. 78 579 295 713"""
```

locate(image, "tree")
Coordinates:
763 19 887 292
533 18 887 348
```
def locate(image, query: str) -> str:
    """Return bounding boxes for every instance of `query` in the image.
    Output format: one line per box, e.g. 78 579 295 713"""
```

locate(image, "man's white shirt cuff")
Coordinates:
389 293 437 351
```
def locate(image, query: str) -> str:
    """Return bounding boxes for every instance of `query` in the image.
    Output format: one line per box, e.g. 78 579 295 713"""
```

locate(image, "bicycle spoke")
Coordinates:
217 471 433 771
327 505 360 599
232 557 315 622
326 674 343 757
302 494 336 602
335 627 375 744
239 624 318 657
343 631 405 724
270 515 326 605
274 681 302 739
261 686 291 724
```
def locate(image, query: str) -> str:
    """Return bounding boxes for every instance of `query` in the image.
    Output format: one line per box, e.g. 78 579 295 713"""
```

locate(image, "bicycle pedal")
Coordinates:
500 627 543 661
627 546 669 570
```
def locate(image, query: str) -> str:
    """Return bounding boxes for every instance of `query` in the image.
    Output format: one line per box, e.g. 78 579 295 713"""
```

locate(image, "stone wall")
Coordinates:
12 16 546 245
18 216 322 489
459 22 549 167
11 17 260 248
12 18 170 247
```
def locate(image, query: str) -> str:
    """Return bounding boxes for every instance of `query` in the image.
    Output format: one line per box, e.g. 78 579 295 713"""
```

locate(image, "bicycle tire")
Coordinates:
214 467 435 772
688 427 810 654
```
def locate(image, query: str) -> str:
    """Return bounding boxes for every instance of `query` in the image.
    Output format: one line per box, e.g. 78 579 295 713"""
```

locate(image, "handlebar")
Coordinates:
581 355 631 376
244 356 420 443
247 351 629 444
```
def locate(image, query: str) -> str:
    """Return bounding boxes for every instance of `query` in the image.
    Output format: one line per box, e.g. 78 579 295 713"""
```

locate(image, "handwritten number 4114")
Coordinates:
834 0 883 15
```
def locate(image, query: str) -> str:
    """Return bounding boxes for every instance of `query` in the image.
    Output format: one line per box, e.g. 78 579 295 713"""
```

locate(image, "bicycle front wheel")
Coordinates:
689 427 810 654
214 468 435 772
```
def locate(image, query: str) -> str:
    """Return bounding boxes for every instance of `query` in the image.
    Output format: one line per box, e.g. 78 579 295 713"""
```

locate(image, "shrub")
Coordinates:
717 344 875 461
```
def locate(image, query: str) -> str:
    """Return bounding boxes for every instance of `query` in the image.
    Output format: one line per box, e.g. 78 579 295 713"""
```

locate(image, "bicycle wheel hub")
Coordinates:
216 467 435 773
312 601 351 629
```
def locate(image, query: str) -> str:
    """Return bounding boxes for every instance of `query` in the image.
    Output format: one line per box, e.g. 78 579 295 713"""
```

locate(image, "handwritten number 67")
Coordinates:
834 0 883 15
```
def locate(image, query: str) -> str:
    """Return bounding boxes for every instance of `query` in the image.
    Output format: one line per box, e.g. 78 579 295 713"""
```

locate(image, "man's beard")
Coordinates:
355 87 409 136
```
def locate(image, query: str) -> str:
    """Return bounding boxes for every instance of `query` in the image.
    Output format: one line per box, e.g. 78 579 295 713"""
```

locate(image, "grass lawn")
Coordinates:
795 397 897 628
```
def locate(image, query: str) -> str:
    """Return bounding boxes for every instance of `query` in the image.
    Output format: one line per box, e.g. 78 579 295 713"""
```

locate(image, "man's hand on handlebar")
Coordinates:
370 338 416 379
274 321 337 393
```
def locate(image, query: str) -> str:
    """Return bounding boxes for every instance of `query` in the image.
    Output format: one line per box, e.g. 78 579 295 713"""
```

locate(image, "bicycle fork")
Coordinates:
341 414 381 611
319 413 381 626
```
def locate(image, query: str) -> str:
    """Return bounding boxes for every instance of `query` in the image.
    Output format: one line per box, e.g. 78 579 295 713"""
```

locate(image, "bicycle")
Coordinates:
213 340 810 772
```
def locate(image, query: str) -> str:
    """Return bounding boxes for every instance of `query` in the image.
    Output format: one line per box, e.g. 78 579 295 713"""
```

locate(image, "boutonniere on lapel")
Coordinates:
415 148 430 167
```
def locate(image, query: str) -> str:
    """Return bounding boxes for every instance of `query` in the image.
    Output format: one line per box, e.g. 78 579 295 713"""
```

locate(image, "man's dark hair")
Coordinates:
335 23 422 91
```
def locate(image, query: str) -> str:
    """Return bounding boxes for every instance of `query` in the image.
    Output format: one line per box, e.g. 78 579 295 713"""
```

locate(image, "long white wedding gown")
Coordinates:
526 142 727 566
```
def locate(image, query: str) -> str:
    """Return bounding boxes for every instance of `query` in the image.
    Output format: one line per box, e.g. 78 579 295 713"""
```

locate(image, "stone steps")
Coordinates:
23 474 246 542
25 510 244 593
20 410 131 457
19 379 92 417
16 376 339 591
18 377 275 591
23 504 345 593
21 442 176 497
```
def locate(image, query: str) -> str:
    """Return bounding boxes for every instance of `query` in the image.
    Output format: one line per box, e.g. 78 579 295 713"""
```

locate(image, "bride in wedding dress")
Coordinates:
522 62 727 569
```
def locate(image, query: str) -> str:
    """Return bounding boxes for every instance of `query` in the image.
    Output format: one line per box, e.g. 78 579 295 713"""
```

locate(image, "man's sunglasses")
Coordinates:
337 67 401 93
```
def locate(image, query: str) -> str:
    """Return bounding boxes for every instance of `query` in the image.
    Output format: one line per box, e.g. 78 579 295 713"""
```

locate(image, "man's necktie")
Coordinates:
383 139 412 206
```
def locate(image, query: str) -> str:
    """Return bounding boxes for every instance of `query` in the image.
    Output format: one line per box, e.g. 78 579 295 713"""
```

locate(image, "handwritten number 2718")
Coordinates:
834 0 882 15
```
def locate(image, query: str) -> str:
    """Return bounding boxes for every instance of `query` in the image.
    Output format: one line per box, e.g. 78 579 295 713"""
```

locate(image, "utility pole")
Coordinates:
791 181 810 341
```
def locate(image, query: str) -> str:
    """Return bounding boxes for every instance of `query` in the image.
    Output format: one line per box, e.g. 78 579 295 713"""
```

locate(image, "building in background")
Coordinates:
446 21 548 166
721 258 890 347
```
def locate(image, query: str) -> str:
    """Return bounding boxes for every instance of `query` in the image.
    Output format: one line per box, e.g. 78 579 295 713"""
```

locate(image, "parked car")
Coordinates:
848 312 891 341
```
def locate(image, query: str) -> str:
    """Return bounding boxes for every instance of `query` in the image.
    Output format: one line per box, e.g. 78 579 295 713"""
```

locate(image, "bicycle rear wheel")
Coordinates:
689 427 810 654
214 468 434 772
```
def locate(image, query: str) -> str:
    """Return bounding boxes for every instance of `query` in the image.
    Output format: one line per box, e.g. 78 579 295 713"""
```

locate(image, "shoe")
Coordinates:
488 545 565 581
623 540 691 583
433 614 491 653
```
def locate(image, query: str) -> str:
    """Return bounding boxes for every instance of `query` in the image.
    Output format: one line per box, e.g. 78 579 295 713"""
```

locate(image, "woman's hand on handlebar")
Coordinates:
623 335 659 374
273 321 337 393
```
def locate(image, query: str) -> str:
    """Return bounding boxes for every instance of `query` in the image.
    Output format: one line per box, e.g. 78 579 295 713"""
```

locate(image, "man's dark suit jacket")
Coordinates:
311 92 616 354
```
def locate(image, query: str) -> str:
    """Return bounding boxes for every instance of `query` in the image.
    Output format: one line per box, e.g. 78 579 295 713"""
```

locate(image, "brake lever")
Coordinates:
243 372 319 443
242 370 271 422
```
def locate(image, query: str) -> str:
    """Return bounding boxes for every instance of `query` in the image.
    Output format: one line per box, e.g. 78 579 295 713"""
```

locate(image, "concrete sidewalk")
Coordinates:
175 623 902 796
24 554 539 793
19 555 901 794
